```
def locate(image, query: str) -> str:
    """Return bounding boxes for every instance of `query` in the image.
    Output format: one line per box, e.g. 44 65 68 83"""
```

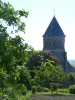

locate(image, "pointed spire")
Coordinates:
43 16 66 37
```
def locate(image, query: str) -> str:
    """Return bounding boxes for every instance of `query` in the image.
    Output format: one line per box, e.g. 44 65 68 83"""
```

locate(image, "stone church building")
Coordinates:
42 16 75 72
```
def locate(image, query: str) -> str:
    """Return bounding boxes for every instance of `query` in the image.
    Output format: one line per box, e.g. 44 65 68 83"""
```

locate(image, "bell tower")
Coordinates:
43 16 67 72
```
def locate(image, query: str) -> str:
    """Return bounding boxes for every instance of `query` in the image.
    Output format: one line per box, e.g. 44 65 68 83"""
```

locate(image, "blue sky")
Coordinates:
4 0 75 59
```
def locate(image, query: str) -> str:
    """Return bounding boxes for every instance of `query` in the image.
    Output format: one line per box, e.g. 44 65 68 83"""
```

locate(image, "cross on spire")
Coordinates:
53 8 55 16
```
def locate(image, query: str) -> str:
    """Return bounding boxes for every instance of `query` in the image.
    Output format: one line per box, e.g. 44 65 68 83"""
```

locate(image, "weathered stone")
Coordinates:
43 16 74 72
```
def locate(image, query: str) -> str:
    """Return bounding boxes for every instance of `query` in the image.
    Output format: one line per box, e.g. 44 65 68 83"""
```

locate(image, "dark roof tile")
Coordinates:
43 16 66 37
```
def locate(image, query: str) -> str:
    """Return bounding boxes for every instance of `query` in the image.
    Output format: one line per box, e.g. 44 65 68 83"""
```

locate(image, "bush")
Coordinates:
43 88 49 92
58 88 69 93
50 83 58 93
18 84 27 95
3 86 20 100
69 85 75 94
32 86 36 94
21 85 27 95
37 85 42 92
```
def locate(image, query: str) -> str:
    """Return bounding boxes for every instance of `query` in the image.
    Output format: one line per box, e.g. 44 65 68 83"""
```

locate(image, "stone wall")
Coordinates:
43 37 65 51
50 50 67 72
43 36 75 72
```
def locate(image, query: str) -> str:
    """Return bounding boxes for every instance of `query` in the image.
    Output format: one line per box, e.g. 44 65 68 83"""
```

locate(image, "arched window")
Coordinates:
58 40 64 50
52 40 57 49
49 41 51 49
44 41 48 49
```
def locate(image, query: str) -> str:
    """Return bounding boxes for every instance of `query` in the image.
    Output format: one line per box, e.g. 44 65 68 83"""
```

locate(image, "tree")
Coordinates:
18 66 31 90
0 0 29 99
0 0 28 33
27 51 59 70
34 60 66 88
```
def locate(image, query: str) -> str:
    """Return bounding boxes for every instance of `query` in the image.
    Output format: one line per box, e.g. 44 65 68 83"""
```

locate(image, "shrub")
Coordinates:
3 86 20 100
69 85 75 94
21 85 27 95
43 88 49 92
58 88 69 93
50 83 58 93
32 86 36 94
37 85 42 92
18 84 27 95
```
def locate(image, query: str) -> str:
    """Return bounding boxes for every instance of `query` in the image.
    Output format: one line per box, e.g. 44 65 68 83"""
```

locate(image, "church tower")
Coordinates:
43 16 67 72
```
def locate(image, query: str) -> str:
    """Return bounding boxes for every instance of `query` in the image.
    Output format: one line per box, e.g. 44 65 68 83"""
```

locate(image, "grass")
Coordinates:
37 88 75 95
32 89 75 100
18 88 75 100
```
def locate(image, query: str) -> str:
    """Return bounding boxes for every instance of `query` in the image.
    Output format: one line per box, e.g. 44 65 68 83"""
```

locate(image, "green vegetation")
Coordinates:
37 88 69 95
69 85 75 94
43 88 50 92
32 86 36 94
0 0 75 100
58 88 69 94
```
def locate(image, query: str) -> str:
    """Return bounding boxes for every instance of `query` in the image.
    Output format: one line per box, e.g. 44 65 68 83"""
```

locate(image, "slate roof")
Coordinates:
43 16 66 37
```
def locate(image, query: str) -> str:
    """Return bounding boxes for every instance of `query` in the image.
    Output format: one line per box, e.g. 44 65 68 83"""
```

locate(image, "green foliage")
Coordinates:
0 68 8 90
67 73 75 82
34 60 66 88
18 84 27 95
50 83 58 93
0 0 29 99
58 88 69 93
69 85 75 94
18 66 31 90
0 0 28 33
27 51 41 70
43 88 49 92
25 92 32 100
3 87 18 100
27 50 66 92
0 0 71 98
27 51 59 70
37 85 42 92
32 86 36 94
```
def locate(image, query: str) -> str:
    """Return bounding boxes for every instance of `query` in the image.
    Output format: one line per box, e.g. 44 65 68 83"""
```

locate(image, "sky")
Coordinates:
4 0 75 60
